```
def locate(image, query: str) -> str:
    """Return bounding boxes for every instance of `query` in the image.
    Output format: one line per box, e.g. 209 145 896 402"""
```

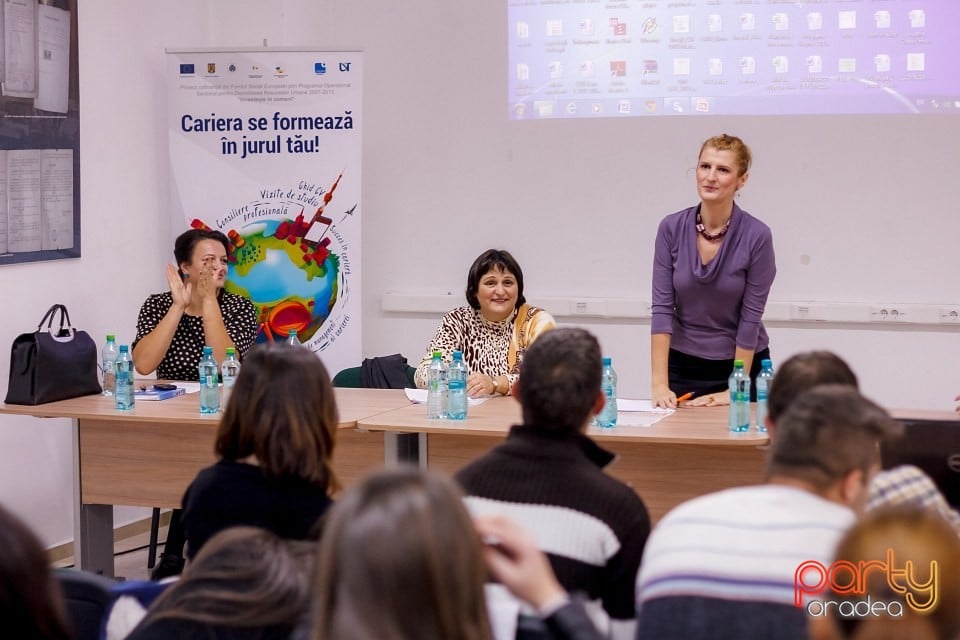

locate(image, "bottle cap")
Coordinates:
203 346 213 355
733 359 744 368
602 357 612 366
119 344 129 352
432 350 442 358
226 347 236 356
288 329 297 337
452 350 463 360
106 334 116 341
761 359 772 368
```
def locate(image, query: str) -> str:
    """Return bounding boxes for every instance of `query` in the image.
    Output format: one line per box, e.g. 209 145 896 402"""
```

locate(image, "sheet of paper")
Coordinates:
404 387 489 406
613 410 673 428
39 149 73 249
2 0 37 98
6 149 41 252
34 5 70 113
615 398 674 414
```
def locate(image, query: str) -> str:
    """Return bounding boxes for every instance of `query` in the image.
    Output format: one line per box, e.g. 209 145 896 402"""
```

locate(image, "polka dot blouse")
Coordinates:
133 291 257 381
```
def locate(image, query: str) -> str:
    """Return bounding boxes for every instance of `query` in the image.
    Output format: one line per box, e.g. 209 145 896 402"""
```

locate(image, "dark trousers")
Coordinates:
668 347 771 402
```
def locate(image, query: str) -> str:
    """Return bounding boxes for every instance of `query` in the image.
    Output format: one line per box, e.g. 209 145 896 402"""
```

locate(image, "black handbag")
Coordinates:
4 304 102 405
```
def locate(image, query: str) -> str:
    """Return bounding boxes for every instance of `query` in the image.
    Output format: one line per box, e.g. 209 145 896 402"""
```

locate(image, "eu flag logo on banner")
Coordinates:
179 63 195 75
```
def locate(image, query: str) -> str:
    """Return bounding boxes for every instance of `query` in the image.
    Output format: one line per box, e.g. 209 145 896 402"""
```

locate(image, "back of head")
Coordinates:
768 351 859 423
517 327 601 433
140 526 314 630
313 468 492 640
0 504 70 640
767 385 901 495
827 506 960 640
216 343 339 490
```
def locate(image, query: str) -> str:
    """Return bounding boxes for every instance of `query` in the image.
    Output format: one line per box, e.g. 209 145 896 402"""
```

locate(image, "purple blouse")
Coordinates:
651 203 776 360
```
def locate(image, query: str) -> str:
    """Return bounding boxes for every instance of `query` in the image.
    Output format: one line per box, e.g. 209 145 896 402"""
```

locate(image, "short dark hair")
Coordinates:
174 228 230 267
767 385 901 491
517 327 601 433
0 503 70 640
767 351 858 423
465 249 526 310
215 343 339 491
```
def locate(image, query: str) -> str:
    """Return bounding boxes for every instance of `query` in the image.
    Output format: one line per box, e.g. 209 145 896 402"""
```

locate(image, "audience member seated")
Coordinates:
181 343 338 559
456 327 650 639
814 506 960 640
127 527 313 640
311 468 494 640
766 351 960 531
635 386 900 640
414 248 555 397
311 467 604 640
0 503 71 640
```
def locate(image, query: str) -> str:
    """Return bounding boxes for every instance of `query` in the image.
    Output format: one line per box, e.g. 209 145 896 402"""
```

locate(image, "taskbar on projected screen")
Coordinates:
510 94 960 119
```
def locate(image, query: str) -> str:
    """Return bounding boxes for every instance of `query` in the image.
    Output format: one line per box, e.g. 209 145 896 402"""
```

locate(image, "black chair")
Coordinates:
332 354 416 389
55 568 116 640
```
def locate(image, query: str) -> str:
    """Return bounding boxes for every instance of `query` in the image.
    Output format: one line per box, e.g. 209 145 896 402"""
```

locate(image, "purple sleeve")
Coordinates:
735 224 776 350
650 214 678 335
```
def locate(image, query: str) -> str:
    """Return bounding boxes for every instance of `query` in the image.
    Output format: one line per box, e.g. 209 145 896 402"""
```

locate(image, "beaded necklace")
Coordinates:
696 210 731 241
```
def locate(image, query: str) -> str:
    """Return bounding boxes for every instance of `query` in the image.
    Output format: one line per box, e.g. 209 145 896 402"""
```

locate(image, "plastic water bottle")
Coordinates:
426 351 447 420
198 346 220 414
447 350 468 420
728 359 750 432
114 345 135 410
101 334 119 396
220 347 241 411
286 329 302 347
755 359 774 432
596 357 618 428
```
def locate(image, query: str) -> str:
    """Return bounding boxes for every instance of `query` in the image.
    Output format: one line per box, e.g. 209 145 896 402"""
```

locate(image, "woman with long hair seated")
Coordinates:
311 467 603 640
180 343 339 559
128 527 314 640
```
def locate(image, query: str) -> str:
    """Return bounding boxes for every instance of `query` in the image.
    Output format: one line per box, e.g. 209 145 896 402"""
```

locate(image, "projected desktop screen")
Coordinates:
507 1 960 119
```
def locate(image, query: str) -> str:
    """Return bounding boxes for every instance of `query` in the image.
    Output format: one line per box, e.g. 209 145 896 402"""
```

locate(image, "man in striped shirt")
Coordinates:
634 385 900 640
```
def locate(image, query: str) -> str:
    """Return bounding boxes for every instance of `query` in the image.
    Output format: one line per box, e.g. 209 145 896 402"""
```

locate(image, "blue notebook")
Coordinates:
134 386 187 401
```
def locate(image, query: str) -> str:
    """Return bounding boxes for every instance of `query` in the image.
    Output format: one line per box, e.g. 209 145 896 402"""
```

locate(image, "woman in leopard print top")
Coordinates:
414 249 555 397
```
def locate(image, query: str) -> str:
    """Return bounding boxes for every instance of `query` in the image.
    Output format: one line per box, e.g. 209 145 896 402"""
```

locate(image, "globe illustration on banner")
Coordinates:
224 218 340 344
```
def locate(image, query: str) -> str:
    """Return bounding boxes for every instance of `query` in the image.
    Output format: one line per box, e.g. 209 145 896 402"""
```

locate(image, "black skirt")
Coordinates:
668 347 771 402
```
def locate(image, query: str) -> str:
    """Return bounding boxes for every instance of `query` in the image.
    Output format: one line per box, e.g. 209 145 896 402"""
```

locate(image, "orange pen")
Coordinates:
676 392 694 404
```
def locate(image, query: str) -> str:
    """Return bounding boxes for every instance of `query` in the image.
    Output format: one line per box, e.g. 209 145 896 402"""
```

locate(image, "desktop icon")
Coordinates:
807 12 823 31
740 56 756 75
673 15 690 33
549 61 563 79
806 56 822 73
665 97 688 114
642 59 658 75
517 63 530 81
838 58 856 73
534 101 555 117
909 9 925 28
874 11 891 29
578 19 594 36
772 56 789 74
644 100 658 113
618 100 631 114
591 102 602 114
516 22 530 38
740 13 756 31
907 52 925 72
874 54 891 73
580 60 595 78
839 11 856 29
610 17 627 36
610 60 627 77
566 102 578 115
693 98 712 113
640 17 657 35
772 13 788 31
673 57 690 75
708 58 723 76
546 19 563 37
707 14 722 32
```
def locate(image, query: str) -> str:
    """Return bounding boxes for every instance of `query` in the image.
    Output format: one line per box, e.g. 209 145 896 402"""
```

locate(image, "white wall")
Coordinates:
1 0 957 545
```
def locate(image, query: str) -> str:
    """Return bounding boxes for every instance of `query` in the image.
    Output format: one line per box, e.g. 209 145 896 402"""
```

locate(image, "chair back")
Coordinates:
55 568 116 640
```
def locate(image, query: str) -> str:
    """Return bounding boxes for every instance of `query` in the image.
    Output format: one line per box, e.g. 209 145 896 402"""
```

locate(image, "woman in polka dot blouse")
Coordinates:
132 228 257 381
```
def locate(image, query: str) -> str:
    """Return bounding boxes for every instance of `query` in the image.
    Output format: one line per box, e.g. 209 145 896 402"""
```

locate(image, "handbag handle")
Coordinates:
37 304 73 334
